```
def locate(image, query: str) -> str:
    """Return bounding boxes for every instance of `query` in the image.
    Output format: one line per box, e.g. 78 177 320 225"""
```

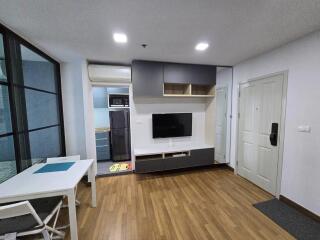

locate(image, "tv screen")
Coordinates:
152 113 192 138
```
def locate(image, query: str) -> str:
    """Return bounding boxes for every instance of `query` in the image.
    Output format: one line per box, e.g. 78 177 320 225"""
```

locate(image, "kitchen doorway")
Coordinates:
93 86 132 176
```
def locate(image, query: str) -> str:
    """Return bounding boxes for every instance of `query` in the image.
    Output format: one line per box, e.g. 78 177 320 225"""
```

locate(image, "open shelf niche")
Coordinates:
135 153 164 161
163 83 191 96
191 84 215 96
163 83 215 97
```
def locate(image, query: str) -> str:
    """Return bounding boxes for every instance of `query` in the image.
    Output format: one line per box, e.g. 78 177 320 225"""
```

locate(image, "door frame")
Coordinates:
235 70 288 198
90 82 135 171
215 86 229 163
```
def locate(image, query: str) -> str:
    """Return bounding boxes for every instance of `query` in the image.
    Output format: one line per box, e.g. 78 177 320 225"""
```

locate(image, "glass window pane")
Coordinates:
29 126 62 163
20 45 57 92
0 135 16 183
17 133 31 171
0 84 12 134
25 89 59 130
0 34 7 82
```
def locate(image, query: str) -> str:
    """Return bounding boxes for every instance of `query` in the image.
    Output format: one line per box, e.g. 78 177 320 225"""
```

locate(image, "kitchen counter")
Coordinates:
95 127 110 133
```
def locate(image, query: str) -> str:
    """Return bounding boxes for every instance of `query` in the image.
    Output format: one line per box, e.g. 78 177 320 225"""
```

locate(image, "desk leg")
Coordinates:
89 164 97 207
67 189 78 240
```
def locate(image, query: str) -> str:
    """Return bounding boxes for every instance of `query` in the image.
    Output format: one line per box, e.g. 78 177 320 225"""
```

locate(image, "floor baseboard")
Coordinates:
279 195 320 222
223 164 234 172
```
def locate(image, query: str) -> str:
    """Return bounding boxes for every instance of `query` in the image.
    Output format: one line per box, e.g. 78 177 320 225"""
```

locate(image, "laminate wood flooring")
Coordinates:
63 167 294 240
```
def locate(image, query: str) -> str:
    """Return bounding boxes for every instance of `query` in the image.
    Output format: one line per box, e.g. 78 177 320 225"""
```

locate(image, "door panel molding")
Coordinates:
235 70 288 198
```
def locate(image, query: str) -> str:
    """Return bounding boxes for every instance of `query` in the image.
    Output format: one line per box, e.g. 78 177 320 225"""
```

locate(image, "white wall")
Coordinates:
216 68 233 163
60 61 87 159
94 108 109 128
231 31 320 215
81 63 97 165
61 60 96 166
131 97 214 151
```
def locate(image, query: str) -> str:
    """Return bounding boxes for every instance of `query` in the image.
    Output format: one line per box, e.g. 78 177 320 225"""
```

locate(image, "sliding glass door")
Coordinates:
15 44 63 169
0 24 65 183
0 33 17 182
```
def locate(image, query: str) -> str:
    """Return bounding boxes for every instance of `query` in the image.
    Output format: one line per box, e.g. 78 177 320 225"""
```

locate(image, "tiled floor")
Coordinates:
97 160 132 176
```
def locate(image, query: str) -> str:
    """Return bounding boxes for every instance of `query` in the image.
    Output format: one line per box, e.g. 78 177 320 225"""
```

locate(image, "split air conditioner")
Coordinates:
88 64 131 83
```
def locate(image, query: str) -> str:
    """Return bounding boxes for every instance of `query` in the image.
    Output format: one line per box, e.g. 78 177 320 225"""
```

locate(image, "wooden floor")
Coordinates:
63 167 294 240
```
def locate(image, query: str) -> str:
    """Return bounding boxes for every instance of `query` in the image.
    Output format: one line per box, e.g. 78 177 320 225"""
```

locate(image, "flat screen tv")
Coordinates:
152 113 192 138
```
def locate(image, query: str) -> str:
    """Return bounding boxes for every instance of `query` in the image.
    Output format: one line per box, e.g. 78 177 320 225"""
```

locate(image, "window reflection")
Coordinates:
0 85 12 134
0 136 16 183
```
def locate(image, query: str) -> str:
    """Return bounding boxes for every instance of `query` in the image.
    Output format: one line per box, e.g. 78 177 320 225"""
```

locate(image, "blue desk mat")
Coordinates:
34 162 75 174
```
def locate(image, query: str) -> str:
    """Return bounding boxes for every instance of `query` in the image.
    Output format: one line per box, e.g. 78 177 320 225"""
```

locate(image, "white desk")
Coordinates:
0 159 96 240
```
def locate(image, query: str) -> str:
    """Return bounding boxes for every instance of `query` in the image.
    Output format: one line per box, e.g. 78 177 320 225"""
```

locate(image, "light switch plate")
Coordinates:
297 125 311 133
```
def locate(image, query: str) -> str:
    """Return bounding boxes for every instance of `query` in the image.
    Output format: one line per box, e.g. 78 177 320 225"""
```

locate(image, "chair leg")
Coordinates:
56 224 70 230
4 233 17 240
46 226 65 239
50 204 62 239
62 199 80 208
42 230 51 240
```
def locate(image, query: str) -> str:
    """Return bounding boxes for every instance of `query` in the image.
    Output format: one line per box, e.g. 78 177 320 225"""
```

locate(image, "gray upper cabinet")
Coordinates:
189 65 216 85
163 63 192 84
164 63 216 85
132 60 164 97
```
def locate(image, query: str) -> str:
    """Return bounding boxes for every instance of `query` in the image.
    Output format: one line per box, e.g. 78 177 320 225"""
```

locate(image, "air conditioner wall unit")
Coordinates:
88 64 131 83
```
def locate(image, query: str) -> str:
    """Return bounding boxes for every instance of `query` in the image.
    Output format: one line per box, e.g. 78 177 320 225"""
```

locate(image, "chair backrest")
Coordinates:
0 201 43 225
47 155 81 163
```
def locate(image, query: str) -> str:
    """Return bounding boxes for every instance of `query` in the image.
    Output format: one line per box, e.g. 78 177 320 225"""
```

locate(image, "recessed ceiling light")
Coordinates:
195 42 209 51
113 33 127 43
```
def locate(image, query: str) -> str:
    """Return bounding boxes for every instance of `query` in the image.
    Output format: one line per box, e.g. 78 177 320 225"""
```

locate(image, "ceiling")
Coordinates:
0 0 320 65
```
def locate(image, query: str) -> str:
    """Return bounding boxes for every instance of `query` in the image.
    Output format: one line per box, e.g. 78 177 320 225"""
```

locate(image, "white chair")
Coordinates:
46 155 81 207
0 197 65 240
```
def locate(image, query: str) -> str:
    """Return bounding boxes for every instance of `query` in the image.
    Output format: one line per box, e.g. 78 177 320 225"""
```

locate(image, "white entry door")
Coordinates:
237 73 284 195
215 87 228 163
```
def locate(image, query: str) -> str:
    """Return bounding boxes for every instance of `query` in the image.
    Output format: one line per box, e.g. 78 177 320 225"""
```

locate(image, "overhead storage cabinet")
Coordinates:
132 60 164 97
132 60 216 97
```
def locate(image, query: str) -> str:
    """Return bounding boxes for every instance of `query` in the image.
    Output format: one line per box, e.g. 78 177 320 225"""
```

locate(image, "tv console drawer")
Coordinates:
135 158 164 173
190 148 215 166
163 156 192 170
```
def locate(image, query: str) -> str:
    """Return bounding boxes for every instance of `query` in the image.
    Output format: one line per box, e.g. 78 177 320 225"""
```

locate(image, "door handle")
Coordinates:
269 123 278 146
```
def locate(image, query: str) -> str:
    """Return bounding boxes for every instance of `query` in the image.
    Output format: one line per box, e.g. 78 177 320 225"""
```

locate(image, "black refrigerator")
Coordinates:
109 110 131 161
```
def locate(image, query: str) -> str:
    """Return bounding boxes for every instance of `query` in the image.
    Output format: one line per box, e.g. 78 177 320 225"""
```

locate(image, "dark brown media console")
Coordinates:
135 148 214 173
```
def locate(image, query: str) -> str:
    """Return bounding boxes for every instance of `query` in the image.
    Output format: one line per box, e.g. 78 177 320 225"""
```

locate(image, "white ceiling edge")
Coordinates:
233 29 320 67
1 0 320 66
2 18 320 68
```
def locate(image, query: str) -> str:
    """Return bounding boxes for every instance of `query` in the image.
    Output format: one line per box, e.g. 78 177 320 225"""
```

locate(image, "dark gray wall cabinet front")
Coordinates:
164 63 216 85
163 156 192 171
135 159 164 173
190 148 215 166
163 63 192 84
189 65 216 85
132 60 163 97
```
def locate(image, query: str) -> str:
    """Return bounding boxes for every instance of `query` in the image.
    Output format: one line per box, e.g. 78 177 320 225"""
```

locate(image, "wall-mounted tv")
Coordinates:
152 113 192 138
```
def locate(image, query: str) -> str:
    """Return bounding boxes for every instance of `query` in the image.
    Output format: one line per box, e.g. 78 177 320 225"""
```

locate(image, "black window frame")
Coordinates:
0 23 65 175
